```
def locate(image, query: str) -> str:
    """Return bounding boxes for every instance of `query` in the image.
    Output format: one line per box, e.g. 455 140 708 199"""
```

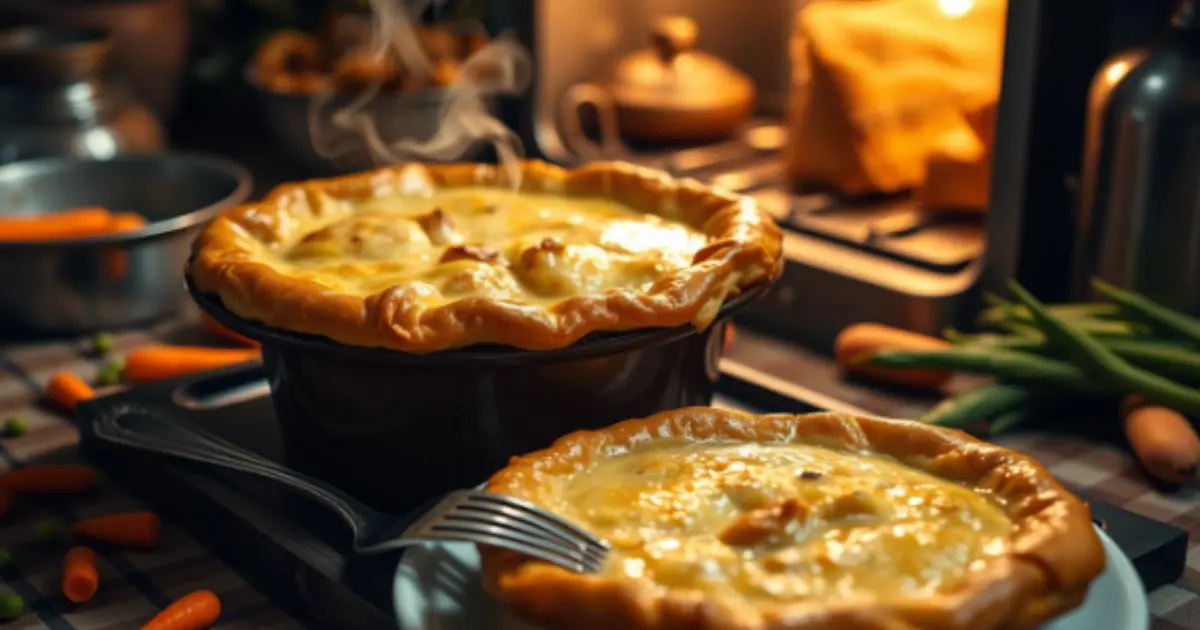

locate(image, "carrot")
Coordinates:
834 323 954 389
123 346 261 383
109 212 147 234
62 546 99 604
45 372 95 412
142 589 221 630
0 465 97 495
0 491 13 519
723 324 736 349
1122 395 1200 485
99 211 148 279
0 207 114 241
199 313 259 348
72 511 161 550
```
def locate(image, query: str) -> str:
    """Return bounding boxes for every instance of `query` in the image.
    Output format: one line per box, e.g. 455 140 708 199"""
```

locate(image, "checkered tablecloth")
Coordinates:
0 310 1196 629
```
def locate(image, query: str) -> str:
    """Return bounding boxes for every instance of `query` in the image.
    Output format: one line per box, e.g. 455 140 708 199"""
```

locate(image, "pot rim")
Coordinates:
187 271 770 367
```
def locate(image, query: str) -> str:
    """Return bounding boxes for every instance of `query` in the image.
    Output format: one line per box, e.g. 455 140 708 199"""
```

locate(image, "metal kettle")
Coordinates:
1074 0 1200 313
0 25 163 164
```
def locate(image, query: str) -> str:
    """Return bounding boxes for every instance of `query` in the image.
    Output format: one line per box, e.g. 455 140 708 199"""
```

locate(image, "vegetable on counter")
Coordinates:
834 323 954 389
72 511 162 550
836 278 1200 484
0 465 97 495
62 546 99 604
45 372 96 412
142 589 222 630
1122 395 1200 485
123 346 261 384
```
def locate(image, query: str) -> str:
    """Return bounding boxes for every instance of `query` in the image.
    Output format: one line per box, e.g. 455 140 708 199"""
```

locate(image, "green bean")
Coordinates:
920 383 1038 427
950 330 1200 385
1007 280 1200 417
1093 278 1200 346
988 408 1035 436
866 347 1098 390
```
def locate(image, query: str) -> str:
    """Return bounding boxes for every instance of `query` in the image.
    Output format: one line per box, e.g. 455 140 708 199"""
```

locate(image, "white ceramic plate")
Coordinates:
393 525 1147 630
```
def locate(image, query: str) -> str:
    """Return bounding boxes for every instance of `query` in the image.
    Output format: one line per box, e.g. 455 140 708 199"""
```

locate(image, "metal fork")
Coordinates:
91 404 609 573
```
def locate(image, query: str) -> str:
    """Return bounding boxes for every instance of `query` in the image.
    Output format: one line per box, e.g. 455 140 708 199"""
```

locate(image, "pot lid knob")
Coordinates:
650 16 698 63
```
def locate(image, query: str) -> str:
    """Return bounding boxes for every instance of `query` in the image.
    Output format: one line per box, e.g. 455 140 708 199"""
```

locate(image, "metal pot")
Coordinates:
0 25 164 164
247 70 499 177
0 155 251 334
560 16 756 157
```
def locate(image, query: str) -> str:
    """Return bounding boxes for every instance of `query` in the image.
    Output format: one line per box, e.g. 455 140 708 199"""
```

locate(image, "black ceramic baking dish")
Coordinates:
186 273 773 512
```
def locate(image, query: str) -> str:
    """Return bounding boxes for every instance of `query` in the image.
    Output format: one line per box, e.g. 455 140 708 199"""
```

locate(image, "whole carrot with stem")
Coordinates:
142 589 221 630
72 511 161 550
0 465 96 495
123 346 261 383
62 546 99 604
45 372 95 412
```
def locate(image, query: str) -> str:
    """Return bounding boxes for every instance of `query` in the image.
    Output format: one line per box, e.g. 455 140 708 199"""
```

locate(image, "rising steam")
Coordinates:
306 0 532 187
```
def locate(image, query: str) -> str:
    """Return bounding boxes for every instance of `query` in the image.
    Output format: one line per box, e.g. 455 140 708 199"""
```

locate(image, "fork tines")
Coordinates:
425 490 609 574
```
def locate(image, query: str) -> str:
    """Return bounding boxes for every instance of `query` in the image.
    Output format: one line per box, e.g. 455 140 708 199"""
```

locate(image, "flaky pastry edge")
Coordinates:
481 407 1107 630
188 160 783 353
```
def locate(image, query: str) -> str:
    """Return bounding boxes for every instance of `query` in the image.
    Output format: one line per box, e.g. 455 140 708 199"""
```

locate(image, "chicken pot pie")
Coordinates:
189 161 782 353
482 408 1106 630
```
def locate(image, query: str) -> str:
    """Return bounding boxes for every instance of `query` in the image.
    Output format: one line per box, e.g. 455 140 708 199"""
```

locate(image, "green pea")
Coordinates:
0 593 23 620
95 359 124 387
1 417 27 438
32 520 61 544
0 547 12 569
91 332 114 357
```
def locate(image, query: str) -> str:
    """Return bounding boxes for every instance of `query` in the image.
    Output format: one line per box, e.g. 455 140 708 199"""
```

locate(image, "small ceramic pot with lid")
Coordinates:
560 16 756 157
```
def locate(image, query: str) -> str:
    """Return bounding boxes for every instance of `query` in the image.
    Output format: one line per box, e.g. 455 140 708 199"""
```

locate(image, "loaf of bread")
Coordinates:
783 0 1006 197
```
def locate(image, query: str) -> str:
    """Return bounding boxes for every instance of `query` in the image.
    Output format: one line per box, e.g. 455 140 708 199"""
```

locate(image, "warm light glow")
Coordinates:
938 0 975 17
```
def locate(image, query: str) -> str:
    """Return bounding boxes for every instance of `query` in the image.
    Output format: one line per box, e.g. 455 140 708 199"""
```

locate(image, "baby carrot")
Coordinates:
62 546 99 604
0 208 113 241
199 313 259 348
0 465 97 495
45 372 95 412
142 589 221 630
123 346 261 383
72 511 161 550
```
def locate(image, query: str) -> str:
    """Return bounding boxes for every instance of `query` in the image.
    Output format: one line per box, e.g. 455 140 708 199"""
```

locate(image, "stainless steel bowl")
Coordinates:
246 72 496 176
0 154 251 334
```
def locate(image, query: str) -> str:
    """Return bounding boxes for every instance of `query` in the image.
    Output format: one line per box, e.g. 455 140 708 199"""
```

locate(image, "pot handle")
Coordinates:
559 83 628 161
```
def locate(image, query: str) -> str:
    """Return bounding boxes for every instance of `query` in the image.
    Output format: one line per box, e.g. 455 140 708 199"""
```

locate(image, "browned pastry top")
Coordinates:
189 161 783 352
481 407 1106 630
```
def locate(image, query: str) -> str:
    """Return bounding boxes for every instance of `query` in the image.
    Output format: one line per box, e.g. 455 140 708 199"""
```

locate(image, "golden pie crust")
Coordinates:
188 161 782 353
482 407 1106 630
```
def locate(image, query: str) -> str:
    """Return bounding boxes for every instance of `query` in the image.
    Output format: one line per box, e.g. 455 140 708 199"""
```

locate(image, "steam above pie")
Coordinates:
189 161 782 352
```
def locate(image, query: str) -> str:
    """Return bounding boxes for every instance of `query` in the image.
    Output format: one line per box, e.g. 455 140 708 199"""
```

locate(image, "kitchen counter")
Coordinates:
0 313 1196 628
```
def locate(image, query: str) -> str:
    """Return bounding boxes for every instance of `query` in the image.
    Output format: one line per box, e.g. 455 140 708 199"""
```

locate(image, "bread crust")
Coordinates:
189 161 783 353
482 407 1107 630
